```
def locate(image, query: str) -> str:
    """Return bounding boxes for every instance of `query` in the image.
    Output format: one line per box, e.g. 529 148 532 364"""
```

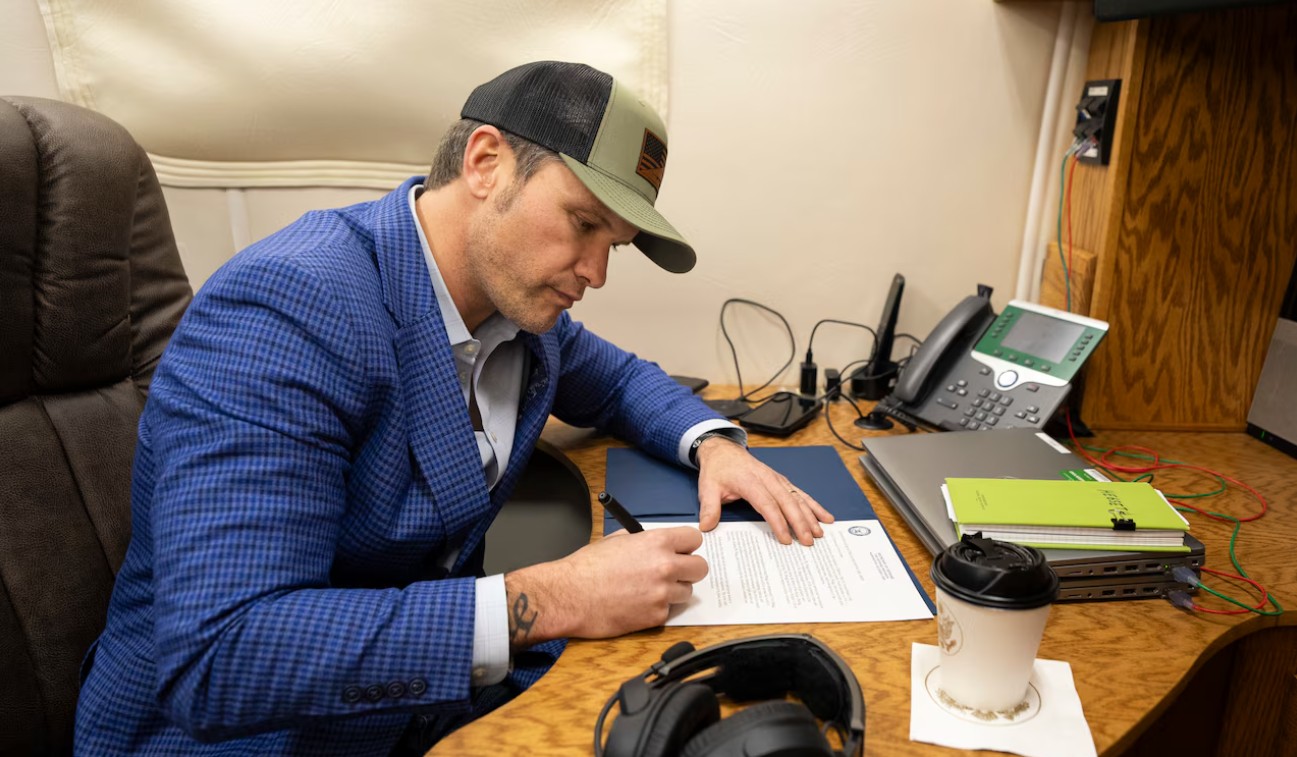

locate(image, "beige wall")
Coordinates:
3 0 1063 391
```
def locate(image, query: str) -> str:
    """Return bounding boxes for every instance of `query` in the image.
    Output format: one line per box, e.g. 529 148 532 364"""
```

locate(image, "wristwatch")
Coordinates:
689 429 745 466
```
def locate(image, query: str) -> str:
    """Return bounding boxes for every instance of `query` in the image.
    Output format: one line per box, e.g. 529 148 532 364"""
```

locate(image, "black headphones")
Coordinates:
594 634 865 757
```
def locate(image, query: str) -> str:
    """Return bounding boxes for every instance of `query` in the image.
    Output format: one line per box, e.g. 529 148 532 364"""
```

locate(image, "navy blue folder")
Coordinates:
603 446 875 532
602 445 934 610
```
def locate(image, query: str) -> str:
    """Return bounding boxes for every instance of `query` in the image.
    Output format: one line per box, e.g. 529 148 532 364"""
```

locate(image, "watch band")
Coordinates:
688 429 744 466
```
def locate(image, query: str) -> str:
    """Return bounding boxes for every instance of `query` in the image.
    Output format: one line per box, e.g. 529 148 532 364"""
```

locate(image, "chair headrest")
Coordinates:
0 96 191 404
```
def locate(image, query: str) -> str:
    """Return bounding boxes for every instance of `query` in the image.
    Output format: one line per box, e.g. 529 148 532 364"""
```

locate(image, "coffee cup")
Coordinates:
930 533 1059 713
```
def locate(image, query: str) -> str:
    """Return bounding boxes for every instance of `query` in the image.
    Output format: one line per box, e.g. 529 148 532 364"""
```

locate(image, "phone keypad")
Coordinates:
948 383 1046 431
931 353 1070 432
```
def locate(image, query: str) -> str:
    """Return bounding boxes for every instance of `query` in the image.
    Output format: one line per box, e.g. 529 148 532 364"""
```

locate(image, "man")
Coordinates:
75 61 833 755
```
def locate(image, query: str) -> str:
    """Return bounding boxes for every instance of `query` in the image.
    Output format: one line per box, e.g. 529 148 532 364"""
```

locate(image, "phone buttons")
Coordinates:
995 370 1018 389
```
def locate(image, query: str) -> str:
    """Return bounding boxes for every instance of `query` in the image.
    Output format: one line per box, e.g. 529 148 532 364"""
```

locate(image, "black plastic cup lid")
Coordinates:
931 533 1059 609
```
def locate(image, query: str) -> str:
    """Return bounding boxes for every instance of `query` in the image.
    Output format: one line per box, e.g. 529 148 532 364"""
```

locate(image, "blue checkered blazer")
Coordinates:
74 177 719 755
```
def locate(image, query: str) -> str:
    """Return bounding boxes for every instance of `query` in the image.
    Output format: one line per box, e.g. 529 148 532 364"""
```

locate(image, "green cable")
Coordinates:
1194 583 1283 616
1174 506 1285 616
1077 444 1228 498
1073 440 1283 616
1056 149 1073 313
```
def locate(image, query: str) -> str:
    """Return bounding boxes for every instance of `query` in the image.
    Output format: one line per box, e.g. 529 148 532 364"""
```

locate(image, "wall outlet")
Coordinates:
1074 79 1121 165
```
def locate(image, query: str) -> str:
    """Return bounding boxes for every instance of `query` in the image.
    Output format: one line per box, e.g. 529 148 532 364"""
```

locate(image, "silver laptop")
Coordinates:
859 428 1204 601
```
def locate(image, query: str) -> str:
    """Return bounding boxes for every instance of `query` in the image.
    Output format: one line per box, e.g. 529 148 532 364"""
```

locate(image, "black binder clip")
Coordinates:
1111 517 1136 531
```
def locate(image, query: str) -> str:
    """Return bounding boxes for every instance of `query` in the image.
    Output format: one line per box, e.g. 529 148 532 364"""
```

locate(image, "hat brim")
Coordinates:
560 154 696 274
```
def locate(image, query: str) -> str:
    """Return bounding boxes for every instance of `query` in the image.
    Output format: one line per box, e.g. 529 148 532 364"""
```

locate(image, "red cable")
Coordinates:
1062 413 1279 615
1192 604 1263 616
1170 498 1241 525
1192 566 1271 615
1105 456 1266 522
1201 566 1270 599
1062 414 1269 522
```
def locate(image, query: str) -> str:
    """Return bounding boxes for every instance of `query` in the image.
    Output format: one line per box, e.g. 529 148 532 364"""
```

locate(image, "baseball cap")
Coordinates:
460 61 695 274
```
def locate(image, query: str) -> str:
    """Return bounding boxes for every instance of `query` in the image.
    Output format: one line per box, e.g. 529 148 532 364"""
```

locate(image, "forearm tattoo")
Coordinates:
510 592 537 645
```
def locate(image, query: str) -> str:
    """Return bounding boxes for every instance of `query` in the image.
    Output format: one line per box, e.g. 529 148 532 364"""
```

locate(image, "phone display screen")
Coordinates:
739 393 821 436
999 311 1084 363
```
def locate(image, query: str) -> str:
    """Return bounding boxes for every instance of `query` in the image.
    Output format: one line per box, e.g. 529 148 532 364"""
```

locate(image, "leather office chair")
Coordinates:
0 96 191 756
482 439 594 575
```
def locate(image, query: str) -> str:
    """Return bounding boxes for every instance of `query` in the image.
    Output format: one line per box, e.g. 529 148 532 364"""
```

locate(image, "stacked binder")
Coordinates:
942 478 1190 552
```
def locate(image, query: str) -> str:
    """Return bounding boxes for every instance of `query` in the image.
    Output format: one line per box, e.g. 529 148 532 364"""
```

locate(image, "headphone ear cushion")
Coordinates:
636 683 721 757
679 700 830 757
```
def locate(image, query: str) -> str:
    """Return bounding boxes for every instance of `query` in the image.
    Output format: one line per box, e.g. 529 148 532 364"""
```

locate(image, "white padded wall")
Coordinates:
4 0 1066 379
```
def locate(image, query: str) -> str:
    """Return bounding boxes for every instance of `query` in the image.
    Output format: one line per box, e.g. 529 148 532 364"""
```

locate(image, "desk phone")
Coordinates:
876 296 1109 432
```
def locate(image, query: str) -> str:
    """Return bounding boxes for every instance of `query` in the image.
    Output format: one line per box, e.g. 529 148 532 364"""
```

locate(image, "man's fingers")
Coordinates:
660 525 705 553
805 494 835 524
697 484 722 532
782 484 834 525
698 502 721 532
788 489 826 538
750 493 794 544
675 553 709 584
770 484 822 546
695 446 839 546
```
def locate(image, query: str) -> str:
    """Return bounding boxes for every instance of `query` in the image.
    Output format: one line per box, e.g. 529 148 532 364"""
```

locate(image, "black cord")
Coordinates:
823 388 868 450
806 319 878 359
839 356 904 385
836 357 875 382
719 299 796 402
592 689 617 756
743 388 790 404
895 332 922 347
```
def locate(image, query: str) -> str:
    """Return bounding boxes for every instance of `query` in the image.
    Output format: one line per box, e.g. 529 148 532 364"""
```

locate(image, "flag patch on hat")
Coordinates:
636 129 667 192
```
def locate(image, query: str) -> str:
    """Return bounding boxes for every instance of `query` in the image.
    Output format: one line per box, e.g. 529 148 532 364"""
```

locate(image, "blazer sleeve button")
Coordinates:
408 678 428 696
342 686 363 704
386 681 407 698
364 684 385 702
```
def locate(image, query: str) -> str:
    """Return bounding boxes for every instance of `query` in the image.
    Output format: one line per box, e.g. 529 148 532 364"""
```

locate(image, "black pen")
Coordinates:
598 490 644 533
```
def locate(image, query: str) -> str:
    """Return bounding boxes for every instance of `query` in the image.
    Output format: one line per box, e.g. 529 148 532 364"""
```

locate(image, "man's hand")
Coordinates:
502 527 707 650
695 436 834 545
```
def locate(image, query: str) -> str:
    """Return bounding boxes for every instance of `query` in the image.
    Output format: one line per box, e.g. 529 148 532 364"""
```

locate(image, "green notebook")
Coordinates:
942 478 1191 552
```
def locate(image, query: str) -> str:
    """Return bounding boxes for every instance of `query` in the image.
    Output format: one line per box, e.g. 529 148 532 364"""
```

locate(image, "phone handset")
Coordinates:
893 295 995 404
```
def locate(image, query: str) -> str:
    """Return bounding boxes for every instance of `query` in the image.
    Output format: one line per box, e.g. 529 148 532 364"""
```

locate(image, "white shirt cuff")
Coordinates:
471 574 510 687
678 420 748 469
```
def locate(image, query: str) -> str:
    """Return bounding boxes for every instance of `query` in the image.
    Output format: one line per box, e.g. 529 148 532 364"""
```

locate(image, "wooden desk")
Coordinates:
434 393 1296 756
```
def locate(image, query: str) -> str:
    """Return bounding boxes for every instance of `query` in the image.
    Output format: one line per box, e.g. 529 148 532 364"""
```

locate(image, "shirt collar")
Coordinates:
408 184 520 346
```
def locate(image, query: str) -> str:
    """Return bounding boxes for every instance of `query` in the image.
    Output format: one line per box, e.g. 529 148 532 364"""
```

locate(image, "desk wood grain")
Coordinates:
434 392 1296 755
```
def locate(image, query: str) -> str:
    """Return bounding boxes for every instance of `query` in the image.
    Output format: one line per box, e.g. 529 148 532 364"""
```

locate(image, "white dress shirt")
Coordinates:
408 185 742 687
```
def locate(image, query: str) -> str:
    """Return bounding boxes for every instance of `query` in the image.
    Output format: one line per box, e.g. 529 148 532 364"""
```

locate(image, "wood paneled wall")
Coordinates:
1065 6 1297 430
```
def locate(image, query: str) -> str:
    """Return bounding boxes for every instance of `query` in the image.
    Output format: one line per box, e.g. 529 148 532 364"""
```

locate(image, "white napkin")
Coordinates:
909 643 1097 757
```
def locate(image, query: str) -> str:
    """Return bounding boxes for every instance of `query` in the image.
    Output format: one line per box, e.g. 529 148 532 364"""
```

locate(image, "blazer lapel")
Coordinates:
373 179 491 544
394 318 492 541
449 332 558 576
512 333 557 461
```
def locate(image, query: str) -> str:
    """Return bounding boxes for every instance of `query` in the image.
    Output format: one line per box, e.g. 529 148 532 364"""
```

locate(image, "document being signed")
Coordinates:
646 519 933 626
